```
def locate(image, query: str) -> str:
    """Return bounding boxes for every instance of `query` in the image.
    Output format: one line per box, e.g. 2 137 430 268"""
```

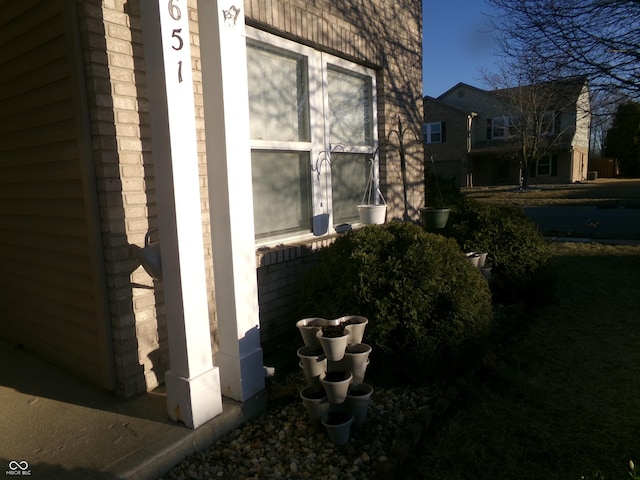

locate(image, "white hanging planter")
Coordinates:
357 204 387 225
358 156 387 225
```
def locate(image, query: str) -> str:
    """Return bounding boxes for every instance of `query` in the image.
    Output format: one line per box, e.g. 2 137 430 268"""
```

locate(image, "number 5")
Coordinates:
171 29 184 50
168 0 181 20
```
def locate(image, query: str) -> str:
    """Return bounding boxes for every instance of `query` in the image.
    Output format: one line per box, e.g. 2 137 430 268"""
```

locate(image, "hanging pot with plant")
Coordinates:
357 154 387 225
420 154 450 230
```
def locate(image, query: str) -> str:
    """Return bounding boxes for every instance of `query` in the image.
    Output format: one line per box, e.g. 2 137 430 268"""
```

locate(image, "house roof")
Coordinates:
433 76 588 106
423 94 476 116
436 82 490 100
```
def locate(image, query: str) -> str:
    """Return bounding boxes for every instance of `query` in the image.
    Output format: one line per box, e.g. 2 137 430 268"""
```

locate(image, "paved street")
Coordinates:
524 205 640 239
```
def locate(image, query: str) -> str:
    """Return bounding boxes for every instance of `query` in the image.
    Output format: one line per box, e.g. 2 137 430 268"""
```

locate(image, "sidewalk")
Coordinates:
0 339 267 479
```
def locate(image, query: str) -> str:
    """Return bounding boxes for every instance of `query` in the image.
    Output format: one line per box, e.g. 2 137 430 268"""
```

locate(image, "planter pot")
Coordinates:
346 383 373 424
317 329 349 362
296 318 325 347
357 204 387 225
465 252 480 267
340 316 368 345
419 207 450 230
300 386 330 423
344 344 372 384
297 346 327 387
480 266 492 281
349 359 370 385
477 252 488 268
321 411 354 445
320 370 353 404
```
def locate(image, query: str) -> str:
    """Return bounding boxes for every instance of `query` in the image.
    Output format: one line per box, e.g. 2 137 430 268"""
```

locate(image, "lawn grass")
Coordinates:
464 178 640 208
404 242 640 480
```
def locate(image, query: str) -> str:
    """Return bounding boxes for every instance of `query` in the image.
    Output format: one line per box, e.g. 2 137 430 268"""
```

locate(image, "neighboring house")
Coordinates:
423 78 591 187
0 0 423 427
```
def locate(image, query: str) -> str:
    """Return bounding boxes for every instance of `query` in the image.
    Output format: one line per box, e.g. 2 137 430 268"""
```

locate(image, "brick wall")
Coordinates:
79 0 421 395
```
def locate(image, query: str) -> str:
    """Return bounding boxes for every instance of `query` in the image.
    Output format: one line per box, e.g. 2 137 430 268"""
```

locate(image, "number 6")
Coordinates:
168 0 181 20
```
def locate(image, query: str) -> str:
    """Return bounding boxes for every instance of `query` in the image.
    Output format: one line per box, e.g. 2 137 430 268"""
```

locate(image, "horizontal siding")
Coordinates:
0 0 110 387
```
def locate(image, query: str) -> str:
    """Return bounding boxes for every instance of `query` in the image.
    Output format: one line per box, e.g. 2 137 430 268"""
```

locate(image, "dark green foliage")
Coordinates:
442 198 555 304
605 102 640 178
425 171 465 208
299 222 493 383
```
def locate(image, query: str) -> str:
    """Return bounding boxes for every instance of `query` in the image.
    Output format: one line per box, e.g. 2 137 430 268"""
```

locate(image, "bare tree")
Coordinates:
487 0 640 101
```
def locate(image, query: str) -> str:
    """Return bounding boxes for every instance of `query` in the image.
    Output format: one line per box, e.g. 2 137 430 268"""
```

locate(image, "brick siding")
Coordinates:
80 0 421 395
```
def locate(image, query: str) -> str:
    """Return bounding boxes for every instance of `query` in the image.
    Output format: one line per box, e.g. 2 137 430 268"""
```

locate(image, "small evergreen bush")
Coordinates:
442 198 555 304
299 222 493 383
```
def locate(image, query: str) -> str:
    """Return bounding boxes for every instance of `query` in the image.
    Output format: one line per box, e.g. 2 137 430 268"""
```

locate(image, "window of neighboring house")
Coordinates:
422 122 445 144
487 115 518 139
540 111 560 135
246 28 377 243
531 154 558 177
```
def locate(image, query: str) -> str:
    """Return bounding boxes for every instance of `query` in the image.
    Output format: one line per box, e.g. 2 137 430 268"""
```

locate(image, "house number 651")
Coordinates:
168 0 184 83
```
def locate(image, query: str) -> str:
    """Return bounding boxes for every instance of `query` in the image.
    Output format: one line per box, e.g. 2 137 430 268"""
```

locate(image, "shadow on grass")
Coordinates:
404 242 640 480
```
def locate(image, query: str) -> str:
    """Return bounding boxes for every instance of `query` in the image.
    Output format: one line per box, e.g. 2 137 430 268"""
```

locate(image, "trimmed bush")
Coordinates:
299 222 493 383
442 198 555 304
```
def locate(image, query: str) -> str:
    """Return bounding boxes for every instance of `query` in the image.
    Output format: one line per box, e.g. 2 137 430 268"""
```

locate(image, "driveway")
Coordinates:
523 205 640 239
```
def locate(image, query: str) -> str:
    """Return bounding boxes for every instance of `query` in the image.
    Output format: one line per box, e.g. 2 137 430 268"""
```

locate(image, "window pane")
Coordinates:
252 151 312 238
247 43 309 141
331 153 370 224
328 67 373 145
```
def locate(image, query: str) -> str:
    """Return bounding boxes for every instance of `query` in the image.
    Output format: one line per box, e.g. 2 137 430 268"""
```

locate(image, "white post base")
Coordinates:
217 347 265 401
165 367 223 429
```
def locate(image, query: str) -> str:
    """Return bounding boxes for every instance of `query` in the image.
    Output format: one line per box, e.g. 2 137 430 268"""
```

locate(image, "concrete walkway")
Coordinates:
0 339 267 479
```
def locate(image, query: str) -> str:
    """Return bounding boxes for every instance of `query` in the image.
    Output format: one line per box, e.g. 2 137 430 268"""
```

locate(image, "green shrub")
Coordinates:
299 222 493 383
442 198 555 304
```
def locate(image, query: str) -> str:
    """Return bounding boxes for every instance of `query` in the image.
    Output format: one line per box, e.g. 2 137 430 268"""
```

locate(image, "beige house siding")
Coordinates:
0 0 114 388
430 81 590 186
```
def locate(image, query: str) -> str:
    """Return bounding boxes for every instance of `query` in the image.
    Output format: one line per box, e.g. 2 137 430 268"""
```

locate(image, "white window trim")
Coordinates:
536 155 552 176
423 122 442 144
246 27 378 247
489 115 518 139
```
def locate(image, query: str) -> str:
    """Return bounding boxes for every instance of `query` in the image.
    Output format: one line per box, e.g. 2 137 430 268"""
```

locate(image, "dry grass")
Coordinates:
464 178 640 208
404 242 640 480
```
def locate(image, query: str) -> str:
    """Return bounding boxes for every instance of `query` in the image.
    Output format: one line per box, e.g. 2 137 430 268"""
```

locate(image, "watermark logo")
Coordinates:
5 461 30 476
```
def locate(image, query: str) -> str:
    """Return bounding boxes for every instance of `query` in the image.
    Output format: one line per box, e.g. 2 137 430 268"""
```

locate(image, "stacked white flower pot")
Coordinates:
296 316 373 445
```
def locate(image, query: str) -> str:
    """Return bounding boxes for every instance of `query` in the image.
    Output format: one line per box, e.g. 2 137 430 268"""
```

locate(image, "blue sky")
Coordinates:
422 0 497 97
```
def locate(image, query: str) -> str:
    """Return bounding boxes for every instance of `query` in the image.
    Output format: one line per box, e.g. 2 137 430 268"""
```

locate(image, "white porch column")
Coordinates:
140 1 223 428
197 0 265 402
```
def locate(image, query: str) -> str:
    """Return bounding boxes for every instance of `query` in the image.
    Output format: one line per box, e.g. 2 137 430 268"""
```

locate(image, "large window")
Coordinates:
532 154 558 177
247 29 377 242
487 115 519 139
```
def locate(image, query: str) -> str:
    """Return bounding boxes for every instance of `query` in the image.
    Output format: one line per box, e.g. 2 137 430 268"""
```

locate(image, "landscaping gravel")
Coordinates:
158 370 441 480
